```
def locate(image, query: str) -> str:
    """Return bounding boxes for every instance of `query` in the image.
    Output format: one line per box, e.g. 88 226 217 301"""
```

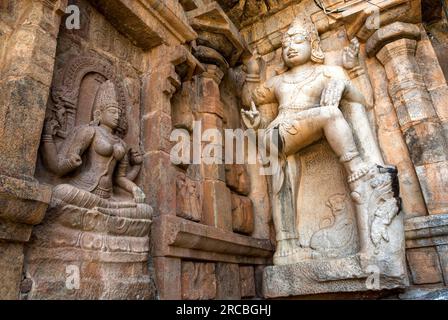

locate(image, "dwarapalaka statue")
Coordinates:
242 15 402 267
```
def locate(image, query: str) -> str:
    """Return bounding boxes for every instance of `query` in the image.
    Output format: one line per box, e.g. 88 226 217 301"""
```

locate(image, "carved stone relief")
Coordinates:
241 11 407 297
176 173 202 222
26 53 155 299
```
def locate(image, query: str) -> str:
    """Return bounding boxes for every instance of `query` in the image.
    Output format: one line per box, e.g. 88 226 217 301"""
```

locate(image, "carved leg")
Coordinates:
272 156 303 264
322 107 368 176
52 184 136 209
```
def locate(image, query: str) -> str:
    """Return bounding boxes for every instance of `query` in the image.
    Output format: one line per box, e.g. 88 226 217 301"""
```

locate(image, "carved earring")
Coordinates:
91 110 101 126
311 39 325 64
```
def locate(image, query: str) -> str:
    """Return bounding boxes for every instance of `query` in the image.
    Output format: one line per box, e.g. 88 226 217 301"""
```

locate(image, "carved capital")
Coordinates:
366 22 421 57
376 37 418 65
193 45 229 73
169 45 205 82
187 1 251 67
0 174 52 242
147 45 204 101
200 64 225 85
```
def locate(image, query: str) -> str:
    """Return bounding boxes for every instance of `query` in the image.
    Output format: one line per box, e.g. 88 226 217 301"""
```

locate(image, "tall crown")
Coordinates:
94 80 119 111
283 13 318 42
282 13 325 64
286 15 309 37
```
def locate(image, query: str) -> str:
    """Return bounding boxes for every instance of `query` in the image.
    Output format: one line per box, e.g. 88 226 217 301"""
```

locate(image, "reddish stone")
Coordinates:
225 164 251 195
176 173 202 222
202 180 232 231
181 261 216 300
231 193 254 235
407 247 444 285
215 263 241 299
154 257 181 300
239 266 256 298
142 110 173 154
142 151 177 217
436 245 448 286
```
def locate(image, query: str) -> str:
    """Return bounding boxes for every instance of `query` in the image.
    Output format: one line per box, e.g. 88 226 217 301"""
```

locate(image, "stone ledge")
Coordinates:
405 213 448 248
0 174 52 242
151 215 273 265
89 0 197 49
188 1 251 66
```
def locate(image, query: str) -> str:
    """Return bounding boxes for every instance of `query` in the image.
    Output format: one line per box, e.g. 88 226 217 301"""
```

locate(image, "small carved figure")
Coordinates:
310 194 357 258
176 175 201 222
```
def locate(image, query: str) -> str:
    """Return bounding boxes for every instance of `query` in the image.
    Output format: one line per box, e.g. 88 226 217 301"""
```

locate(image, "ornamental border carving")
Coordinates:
50 55 129 137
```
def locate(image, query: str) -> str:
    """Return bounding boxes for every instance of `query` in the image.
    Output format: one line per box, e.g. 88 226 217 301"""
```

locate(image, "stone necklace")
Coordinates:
281 68 316 85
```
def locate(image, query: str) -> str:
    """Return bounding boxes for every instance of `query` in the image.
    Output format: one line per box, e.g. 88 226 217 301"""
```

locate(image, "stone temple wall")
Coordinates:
0 0 447 300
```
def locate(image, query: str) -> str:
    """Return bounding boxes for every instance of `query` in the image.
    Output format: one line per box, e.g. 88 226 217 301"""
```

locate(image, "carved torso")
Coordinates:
275 66 328 113
69 125 127 196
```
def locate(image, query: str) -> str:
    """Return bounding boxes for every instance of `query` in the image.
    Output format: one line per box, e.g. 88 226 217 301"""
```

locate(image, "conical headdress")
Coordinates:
282 13 325 64
94 80 119 111
285 15 309 39
283 13 318 43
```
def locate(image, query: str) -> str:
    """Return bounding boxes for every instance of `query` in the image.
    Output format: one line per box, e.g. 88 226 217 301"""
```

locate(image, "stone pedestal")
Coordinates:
263 254 406 298
263 165 408 298
405 213 448 287
25 201 155 299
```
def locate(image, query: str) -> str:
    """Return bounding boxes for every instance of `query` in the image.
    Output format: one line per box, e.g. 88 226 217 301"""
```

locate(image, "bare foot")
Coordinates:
274 239 301 257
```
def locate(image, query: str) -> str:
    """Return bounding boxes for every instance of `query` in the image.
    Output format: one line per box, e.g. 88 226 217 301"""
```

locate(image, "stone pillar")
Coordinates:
0 0 66 299
141 45 202 217
366 58 428 218
186 1 251 233
195 63 233 231
368 22 448 216
142 50 180 218
416 26 448 141
143 45 203 300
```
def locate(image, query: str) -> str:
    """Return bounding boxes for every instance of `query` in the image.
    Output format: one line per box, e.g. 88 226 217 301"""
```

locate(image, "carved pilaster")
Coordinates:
195 62 231 231
0 0 67 299
187 2 251 232
370 23 448 216
141 45 203 217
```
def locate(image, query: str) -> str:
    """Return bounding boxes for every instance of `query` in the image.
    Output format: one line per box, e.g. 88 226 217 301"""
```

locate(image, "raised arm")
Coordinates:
241 53 278 130
42 121 94 176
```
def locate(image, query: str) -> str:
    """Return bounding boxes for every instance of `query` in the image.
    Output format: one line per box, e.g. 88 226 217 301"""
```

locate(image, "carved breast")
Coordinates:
93 128 126 161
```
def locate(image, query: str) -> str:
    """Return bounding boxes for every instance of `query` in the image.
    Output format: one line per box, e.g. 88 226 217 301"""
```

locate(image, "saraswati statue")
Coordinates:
26 79 154 299
41 80 151 219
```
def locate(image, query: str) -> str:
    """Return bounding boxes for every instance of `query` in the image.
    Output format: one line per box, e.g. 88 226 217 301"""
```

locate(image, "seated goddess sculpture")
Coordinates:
41 80 151 220
242 17 398 265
